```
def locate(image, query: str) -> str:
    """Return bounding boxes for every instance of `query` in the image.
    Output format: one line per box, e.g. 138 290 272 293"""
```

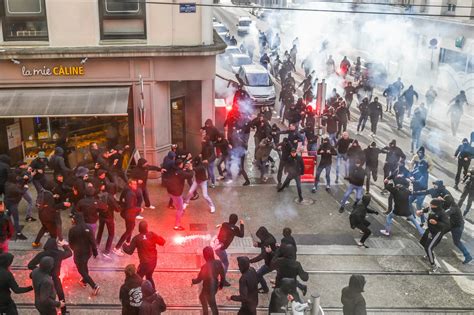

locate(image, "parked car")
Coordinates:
237 16 252 36
213 22 229 40
229 54 253 73
237 65 276 107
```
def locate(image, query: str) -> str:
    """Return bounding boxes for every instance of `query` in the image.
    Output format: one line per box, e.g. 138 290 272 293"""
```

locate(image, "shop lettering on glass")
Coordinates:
21 65 85 77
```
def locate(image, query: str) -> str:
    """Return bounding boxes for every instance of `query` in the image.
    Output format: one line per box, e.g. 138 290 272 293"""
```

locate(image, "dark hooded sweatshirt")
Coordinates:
130 158 161 187
341 274 367 315
384 183 411 217
413 180 451 199
68 213 98 258
139 280 166 315
27 238 72 277
31 256 61 315
0 253 33 312
119 273 143 315
270 244 308 288
230 257 259 315
123 221 166 266
0 212 14 242
249 227 277 266
192 247 225 294
217 220 244 250
350 195 378 228
268 278 301 314
49 147 70 177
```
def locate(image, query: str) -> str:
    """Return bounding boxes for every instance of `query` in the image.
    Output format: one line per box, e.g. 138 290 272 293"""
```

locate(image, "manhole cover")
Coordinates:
293 197 315 205
189 223 208 231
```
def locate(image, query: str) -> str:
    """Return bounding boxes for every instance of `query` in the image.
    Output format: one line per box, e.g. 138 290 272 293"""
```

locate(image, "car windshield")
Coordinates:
214 25 228 33
239 20 251 26
245 72 271 86
232 56 252 67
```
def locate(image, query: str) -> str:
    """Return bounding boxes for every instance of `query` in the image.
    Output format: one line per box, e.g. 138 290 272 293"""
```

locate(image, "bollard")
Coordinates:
310 292 321 315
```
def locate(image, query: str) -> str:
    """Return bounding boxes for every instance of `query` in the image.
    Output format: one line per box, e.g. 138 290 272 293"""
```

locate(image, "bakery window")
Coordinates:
1 0 49 41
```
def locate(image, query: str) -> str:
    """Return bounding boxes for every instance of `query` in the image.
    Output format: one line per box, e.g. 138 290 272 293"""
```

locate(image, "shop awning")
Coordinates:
0 87 130 118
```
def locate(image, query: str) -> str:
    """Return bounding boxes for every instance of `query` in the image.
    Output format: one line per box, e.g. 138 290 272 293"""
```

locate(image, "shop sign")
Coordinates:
21 65 85 77
6 122 22 150
179 3 196 13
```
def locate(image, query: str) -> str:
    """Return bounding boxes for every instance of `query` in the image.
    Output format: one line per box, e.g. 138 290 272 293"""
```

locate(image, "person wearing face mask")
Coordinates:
336 101 350 138
454 138 473 191
322 108 338 146
368 96 383 137
227 256 259 315
335 132 353 184
313 137 337 193
458 169 474 217
443 195 472 264
347 140 365 175
364 142 387 193
339 159 366 213
356 97 369 134
416 199 450 272
382 140 406 180
278 148 305 203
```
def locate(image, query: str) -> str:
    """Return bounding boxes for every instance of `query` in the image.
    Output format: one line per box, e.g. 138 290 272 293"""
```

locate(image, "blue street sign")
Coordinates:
180 3 196 13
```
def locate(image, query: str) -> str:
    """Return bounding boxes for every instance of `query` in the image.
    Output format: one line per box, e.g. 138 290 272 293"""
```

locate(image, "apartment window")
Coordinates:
99 0 146 40
1 0 48 41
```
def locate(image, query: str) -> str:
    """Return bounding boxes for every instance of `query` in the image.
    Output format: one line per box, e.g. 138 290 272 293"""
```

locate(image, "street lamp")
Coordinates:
429 38 438 70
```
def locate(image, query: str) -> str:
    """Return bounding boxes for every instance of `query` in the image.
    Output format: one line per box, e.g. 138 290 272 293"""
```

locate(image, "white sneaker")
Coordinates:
183 203 189 210
136 215 144 220
380 229 390 236
147 205 156 210
113 248 124 257
210 207 216 213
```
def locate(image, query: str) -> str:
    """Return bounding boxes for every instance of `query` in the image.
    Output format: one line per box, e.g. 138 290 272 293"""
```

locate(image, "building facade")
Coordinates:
0 0 225 167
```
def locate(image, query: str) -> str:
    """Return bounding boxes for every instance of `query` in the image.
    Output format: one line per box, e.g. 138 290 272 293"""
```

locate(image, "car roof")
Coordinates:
240 64 268 74
231 53 250 59
213 22 226 28
238 16 252 21
226 46 240 51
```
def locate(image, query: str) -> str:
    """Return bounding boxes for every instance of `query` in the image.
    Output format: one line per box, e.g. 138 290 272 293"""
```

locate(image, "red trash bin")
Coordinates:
301 154 316 183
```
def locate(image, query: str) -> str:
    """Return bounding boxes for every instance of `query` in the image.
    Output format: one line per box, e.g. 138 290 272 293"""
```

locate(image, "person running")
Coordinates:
130 158 162 209
349 194 379 247
313 137 337 193
249 226 276 294
192 246 226 315
341 274 367 315
31 256 65 315
227 256 259 315
335 132 353 183
339 160 366 213
119 264 143 315
123 221 166 289
214 214 244 282
68 213 100 295
368 97 383 137
278 148 305 203
4 173 28 240
425 86 437 113
357 97 369 134
96 183 121 259
443 195 472 264
393 96 407 130
364 142 387 192
183 156 216 213
0 253 33 315
270 244 309 296
453 138 472 191
167 159 194 231
215 133 231 181
458 168 474 217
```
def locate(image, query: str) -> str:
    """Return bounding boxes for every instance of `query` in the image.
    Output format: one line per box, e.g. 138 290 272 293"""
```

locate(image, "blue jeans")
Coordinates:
411 128 422 152
169 194 184 227
336 153 348 179
409 195 426 224
184 180 215 209
207 161 215 185
5 202 20 233
328 133 337 147
340 184 364 206
385 211 424 236
22 190 34 218
256 264 271 292
451 225 471 260
215 248 229 274
357 116 368 132
315 165 331 188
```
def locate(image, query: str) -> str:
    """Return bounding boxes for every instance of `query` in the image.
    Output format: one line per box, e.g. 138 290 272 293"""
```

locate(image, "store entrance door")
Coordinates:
170 97 186 149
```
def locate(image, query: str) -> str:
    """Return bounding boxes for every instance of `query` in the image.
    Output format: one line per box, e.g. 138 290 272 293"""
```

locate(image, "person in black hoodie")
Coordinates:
336 101 350 137
4 172 28 240
167 159 194 231
416 199 450 272
349 194 379 247
335 132 353 183
28 238 72 315
0 253 33 314
382 140 406 180
192 246 226 315
0 202 14 253
313 137 337 193
443 195 472 264
96 183 121 258
123 221 166 289
276 138 292 188
347 140 365 174
75 186 108 237
341 274 366 315
130 158 161 209
31 256 65 315
278 148 305 202
368 97 383 136
119 264 143 315
364 142 387 192
201 136 217 188
183 156 216 213
68 213 100 295
228 256 258 315
249 226 276 294
270 244 309 294
215 133 232 180
357 98 369 134
268 278 301 314
454 138 473 190
139 280 166 315
339 160 366 213
0 154 10 196
214 214 244 281
30 151 48 194
459 169 474 217
48 147 71 178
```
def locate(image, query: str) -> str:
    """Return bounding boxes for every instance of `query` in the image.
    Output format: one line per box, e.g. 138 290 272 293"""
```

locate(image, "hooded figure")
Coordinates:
230 256 259 315
268 278 301 314
130 158 161 209
341 274 367 315
270 244 308 292
49 147 70 178
250 227 277 293
0 253 33 314
139 280 166 315
454 138 473 189
123 221 166 289
349 195 378 246
0 154 10 196
31 256 61 315
120 264 143 315
192 246 225 315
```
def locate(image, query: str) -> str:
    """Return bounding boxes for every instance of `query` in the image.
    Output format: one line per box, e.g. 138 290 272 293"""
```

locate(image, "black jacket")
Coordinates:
130 158 161 186
119 187 142 220
37 189 67 224
368 101 383 119
217 221 244 250
350 195 378 228
385 183 411 217
4 181 26 205
341 274 367 315
336 106 350 123
318 142 337 167
422 207 450 235
139 280 166 315
68 213 98 258
336 138 353 154
348 166 366 187
215 138 231 157
28 238 72 277
97 190 121 220
0 213 14 242
270 244 308 288
30 157 48 181
201 141 216 163
358 100 369 117
119 274 143 315
445 201 464 229
384 145 406 165
166 167 194 196
250 227 276 266
123 221 166 266
0 253 33 310
268 278 301 314
31 257 61 314
76 195 108 225
192 247 225 293
49 147 70 177
364 147 387 169
230 257 258 314
322 114 338 133
347 146 365 165
193 163 208 183
0 157 10 188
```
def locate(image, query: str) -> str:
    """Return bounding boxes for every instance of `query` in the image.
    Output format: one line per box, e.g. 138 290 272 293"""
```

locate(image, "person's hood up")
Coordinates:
0 253 14 269
389 139 396 146
237 256 250 274
138 221 148 234
443 194 455 209
348 274 366 292
433 180 444 188
137 158 148 168
44 237 59 251
141 280 156 298
85 186 96 197
462 138 469 145
256 226 270 241
39 256 54 274
167 151 176 160
42 180 55 192
54 147 64 156
75 166 89 178
281 244 296 260
417 146 425 156
361 194 371 207
370 142 376 148
203 246 215 262
0 154 11 165
204 119 214 127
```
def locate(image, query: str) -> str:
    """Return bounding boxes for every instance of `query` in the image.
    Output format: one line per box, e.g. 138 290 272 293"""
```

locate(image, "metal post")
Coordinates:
138 75 146 159
311 292 321 315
